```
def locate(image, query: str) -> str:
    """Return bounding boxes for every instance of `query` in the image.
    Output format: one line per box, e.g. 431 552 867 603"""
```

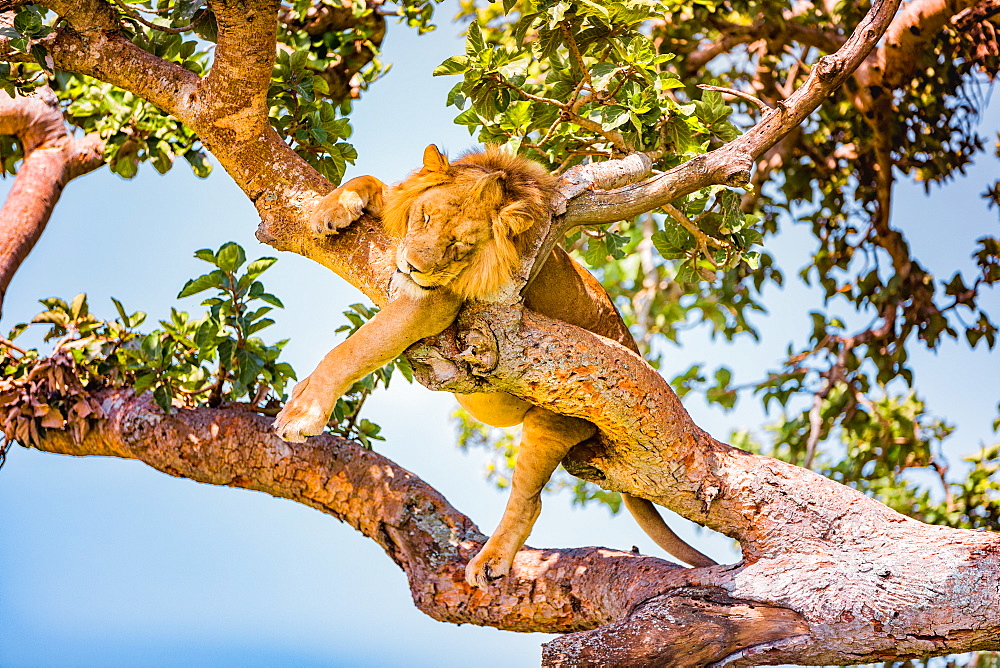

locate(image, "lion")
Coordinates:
273 145 717 587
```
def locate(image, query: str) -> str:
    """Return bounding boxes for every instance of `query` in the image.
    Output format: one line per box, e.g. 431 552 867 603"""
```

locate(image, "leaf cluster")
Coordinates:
268 49 357 185
0 243 294 450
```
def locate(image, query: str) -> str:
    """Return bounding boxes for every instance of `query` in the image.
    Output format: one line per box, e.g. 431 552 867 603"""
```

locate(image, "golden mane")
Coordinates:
382 146 556 300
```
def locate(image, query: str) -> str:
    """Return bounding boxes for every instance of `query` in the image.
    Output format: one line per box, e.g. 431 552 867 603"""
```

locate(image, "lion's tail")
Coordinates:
622 493 717 568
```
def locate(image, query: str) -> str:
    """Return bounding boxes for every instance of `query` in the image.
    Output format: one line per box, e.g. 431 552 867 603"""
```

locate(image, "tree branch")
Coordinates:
560 0 904 226
0 88 104 317
405 301 1000 664
28 388 801 645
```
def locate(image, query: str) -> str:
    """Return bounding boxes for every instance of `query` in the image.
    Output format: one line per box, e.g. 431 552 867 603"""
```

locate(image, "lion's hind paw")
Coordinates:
465 548 512 588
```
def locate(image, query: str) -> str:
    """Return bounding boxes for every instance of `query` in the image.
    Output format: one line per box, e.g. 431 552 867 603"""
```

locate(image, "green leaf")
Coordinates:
193 248 216 263
598 106 630 131
153 384 173 414
110 297 130 327
466 21 485 56
434 55 470 76
30 44 52 73
245 257 277 280
13 9 42 37
133 372 157 396
192 10 218 42
215 242 246 273
258 293 284 308
177 270 226 298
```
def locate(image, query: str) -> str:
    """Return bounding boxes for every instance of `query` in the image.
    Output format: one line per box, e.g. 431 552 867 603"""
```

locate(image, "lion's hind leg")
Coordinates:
465 407 595 588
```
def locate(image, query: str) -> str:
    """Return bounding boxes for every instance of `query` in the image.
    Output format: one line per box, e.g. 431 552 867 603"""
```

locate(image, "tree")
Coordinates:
0 0 998 665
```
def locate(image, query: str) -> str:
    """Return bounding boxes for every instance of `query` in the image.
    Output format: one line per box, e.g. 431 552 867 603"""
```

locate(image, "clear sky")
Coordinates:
1 4 998 667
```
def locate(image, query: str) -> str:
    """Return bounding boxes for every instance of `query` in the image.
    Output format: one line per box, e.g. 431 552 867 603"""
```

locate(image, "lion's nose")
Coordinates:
406 261 419 273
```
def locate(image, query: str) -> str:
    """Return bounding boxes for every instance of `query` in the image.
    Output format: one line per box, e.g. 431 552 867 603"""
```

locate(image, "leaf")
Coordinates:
70 293 88 320
598 106 630 131
133 372 157 396
257 293 284 308
245 257 277 280
590 63 619 92
215 242 246 272
30 45 52 73
153 384 173 414
466 21 485 56
177 270 225 298
13 9 41 37
192 10 218 42
434 55 469 76
193 248 216 263
651 230 687 260
111 297 130 327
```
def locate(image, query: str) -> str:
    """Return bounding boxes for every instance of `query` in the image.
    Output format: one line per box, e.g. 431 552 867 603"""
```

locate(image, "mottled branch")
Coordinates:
0 88 104 316
30 388 795 647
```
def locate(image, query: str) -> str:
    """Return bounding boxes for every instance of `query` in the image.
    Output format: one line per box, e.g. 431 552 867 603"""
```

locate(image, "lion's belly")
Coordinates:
455 392 532 428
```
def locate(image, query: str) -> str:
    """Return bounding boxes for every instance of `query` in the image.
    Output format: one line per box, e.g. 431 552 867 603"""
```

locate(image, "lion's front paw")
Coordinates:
273 381 333 443
309 190 366 236
465 546 513 588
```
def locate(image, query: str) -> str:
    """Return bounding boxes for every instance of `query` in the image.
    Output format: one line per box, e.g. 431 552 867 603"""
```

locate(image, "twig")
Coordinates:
109 0 207 34
0 336 27 356
804 390 825 468
697 84 772 113
660 201 727 264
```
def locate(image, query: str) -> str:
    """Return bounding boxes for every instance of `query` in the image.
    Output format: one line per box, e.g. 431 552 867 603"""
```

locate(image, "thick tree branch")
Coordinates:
0 88 104 316
26 0 354 292
406 302 1000 664
203 0 279 119
28 388 812 653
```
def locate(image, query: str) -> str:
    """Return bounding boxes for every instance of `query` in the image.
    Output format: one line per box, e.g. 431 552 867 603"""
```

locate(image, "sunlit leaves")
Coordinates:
268 50 358 185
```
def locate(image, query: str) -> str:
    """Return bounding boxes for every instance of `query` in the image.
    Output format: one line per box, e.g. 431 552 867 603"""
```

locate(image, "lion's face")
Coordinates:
383 145 556 301
394 187 495 293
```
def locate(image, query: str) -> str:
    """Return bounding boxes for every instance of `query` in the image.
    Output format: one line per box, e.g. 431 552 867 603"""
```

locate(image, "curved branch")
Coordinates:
28 388 789 643
562 0 904 226
0 88 104 316
407 301 1000 663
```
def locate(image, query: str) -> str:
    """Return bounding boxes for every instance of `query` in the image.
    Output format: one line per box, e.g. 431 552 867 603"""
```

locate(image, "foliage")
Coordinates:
0 243 407 454
0 243 294 449
267 48 358 185
0 0 447 182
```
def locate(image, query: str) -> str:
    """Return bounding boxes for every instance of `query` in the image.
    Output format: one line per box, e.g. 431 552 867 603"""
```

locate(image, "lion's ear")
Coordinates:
421 145 450 173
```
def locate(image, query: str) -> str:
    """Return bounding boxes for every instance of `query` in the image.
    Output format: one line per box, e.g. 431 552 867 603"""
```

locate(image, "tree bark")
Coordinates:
0 87 104 316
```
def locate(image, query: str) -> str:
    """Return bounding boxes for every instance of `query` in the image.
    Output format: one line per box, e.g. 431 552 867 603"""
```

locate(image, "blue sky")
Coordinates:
1 5 998 667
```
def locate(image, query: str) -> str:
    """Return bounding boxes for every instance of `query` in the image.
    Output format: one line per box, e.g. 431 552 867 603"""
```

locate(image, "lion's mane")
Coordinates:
381 147 556 300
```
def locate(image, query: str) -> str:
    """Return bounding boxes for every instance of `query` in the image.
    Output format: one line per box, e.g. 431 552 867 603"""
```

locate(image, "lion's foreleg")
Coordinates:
465 408 596 588
273 290 461 442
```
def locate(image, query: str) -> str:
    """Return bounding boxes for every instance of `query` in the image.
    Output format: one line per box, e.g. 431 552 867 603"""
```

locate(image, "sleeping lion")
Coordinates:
274 145 716 587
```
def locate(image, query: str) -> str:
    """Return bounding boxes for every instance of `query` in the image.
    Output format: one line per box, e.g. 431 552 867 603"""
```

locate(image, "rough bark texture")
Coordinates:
0 87 104 316
3 0 1000 665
